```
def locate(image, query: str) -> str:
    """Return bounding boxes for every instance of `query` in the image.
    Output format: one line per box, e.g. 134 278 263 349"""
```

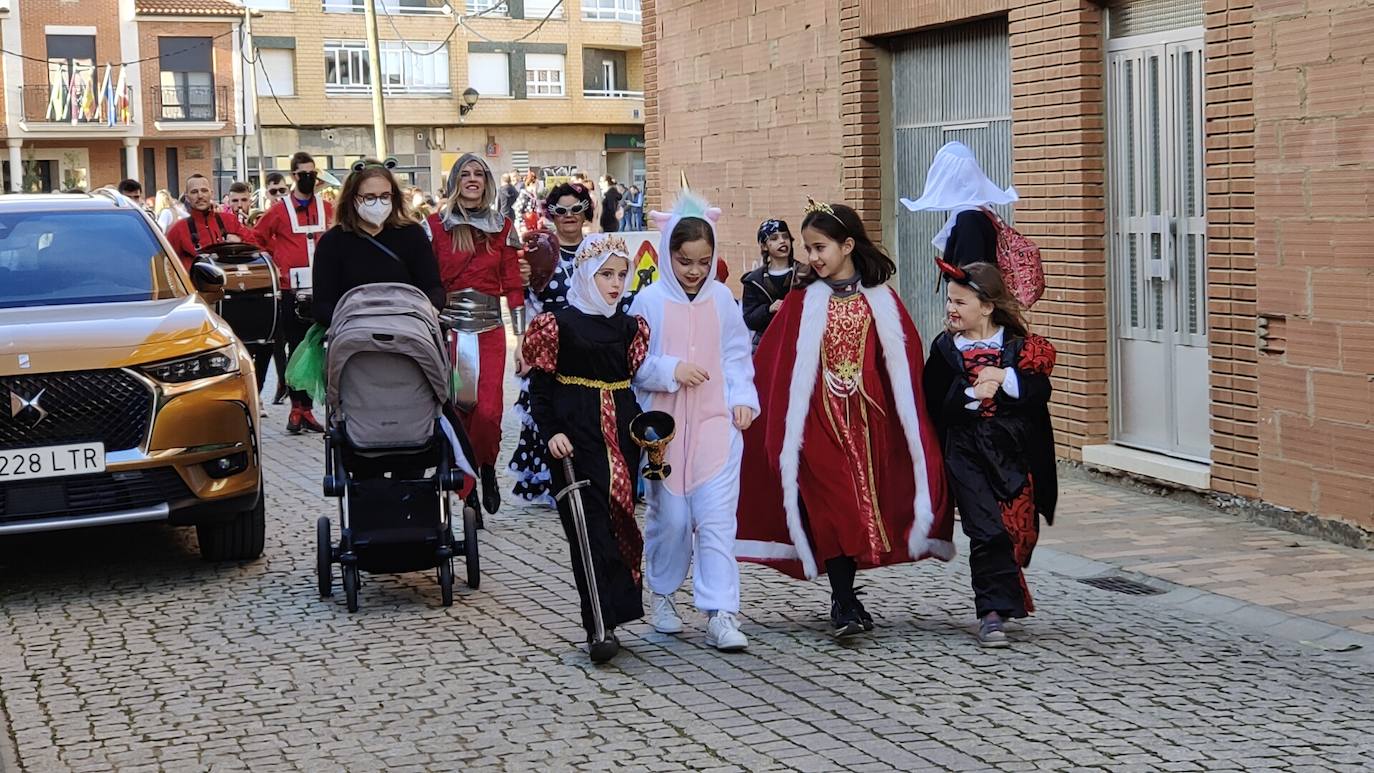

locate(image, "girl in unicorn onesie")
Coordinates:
630 192 759 653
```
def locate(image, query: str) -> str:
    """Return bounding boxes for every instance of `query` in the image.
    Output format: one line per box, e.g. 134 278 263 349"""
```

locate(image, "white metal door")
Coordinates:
1107 31 1208 461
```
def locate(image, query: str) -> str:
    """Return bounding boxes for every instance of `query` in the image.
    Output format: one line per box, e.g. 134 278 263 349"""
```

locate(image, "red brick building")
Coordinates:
645 0 1374 539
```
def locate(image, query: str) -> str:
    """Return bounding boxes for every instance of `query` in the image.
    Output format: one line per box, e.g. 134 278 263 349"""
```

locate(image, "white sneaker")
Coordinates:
650 593 684 634
706 611 748 652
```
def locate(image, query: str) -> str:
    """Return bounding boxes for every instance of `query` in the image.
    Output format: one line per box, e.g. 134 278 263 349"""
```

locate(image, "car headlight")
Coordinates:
142 346 241 384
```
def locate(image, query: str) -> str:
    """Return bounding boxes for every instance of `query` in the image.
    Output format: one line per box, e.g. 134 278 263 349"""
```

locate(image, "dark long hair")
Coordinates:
335 160 411 232
799 203 895 287
669 216 715 254
958 262 1029 338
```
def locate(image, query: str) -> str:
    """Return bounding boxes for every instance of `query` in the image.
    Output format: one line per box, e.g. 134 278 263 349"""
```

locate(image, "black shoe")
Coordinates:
466 491 485 530
852 588 874 632
588 630 621 664
830 597 865 639
272 385 288 405
480 465 501 515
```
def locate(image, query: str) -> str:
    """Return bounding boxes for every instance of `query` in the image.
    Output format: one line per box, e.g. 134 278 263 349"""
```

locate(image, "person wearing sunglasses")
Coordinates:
311 159 444 329
253 151 333 434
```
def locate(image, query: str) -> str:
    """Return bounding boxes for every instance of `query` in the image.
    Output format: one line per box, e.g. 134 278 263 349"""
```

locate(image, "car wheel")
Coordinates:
197 491 267 562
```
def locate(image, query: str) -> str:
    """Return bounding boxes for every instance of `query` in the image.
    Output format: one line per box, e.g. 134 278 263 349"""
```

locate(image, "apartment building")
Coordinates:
241 0 646 194
645 0 1374 542
0 0 249 195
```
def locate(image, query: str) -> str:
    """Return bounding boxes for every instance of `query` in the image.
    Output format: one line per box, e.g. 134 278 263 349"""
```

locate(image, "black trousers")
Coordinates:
247 343 274 393
277 290 313 409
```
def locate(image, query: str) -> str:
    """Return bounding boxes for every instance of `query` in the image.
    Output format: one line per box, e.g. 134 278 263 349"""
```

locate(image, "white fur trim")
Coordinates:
860 286 942 561
778 281 831 579
734 540 799 561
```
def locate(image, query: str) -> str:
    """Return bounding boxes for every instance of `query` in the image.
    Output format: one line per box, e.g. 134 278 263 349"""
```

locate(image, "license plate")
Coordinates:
0 443 106 482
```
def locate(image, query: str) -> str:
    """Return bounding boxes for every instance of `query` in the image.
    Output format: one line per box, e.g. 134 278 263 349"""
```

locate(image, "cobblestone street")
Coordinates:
2 375 1374 772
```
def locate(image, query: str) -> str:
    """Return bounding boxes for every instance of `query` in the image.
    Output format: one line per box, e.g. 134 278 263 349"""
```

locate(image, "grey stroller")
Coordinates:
316 282 480 612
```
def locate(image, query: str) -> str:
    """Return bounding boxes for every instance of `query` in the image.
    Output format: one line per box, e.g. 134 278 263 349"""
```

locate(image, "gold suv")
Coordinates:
0 193 264 560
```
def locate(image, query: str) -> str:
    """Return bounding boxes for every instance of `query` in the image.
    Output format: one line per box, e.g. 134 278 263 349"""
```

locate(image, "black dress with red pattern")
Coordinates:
524 307 650 641
923 328 1058 619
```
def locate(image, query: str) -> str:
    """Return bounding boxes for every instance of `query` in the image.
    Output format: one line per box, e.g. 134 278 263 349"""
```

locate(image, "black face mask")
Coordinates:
295 171 318 196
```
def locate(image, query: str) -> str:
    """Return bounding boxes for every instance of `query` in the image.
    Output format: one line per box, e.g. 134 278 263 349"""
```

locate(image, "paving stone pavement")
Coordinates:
2 372 1374 771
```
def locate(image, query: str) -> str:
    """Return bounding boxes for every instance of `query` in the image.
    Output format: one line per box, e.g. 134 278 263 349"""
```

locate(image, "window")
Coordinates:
583 47 636 98
467 53 510 97
525 53 564 97
243 0 291 9
324 40 449 94
158 37 216 121
255 48 296 97
323 0 449 14
464 0 507 15
582 0 640 22
523 0 564 19
44 35 96 122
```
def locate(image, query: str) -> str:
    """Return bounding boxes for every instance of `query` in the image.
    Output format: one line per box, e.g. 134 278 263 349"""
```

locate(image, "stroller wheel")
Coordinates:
464 503 481 590
342 564 360 613
316 517 333 598
439 558 454 607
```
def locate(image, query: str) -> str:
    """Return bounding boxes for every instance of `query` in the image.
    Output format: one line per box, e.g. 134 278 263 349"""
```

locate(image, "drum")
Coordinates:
196 243 280 346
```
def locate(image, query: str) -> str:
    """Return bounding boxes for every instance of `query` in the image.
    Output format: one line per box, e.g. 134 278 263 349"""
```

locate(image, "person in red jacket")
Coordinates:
165 173 248 271
429 153 527 516
252 151 334 434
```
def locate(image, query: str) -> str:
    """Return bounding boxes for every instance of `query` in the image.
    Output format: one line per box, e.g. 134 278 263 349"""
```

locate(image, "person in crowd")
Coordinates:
599 176 622 233
264 172 290 205
261 171 293 403
510 182 597 507
428 153 528 516
523 234 649 664
311 159 444 327
741 219 798 348
253 151 333 434
153 189 182 232
164 174 247 271
900 141 1018 267
223 181 253 226
923 261 1057 648
116 178 143 205
630 192 757 653
515 170 542 234
621 185 644 231
498 173 519 223
736 200 955 638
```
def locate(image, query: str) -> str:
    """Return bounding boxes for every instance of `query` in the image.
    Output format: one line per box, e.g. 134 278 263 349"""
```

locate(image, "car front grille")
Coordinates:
0 467 192 524
0 369 154 452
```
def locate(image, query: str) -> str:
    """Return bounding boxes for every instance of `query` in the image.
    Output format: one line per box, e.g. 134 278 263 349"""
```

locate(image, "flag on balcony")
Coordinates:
115 65 132 125
68 67 80 126
47 69 67 121
79 65 98 122
98 65 115 126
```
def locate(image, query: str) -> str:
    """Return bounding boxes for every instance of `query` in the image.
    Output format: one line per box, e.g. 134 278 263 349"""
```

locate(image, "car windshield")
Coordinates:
0 209 184 309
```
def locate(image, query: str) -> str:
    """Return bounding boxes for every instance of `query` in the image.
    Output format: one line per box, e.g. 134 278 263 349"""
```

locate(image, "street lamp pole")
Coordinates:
363 0 388 159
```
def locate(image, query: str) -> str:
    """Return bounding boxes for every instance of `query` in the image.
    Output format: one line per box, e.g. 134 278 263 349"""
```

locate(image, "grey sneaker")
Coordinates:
978 613 1010 648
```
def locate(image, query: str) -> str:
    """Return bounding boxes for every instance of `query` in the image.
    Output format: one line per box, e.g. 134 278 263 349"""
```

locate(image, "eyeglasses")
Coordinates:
548 201 590 217
357 193 393 205
267 187 288 195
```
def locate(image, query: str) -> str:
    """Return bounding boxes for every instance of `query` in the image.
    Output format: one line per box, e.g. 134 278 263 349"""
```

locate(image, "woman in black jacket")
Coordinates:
312 159 445 327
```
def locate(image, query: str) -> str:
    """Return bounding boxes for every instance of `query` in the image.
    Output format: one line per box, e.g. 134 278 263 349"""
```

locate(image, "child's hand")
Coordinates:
972 380 1000 401
733 406 756 430
547 433 573 459
516 251 531 285
512 342 529 376
674 362 711 387
975 366 1007 386
769 300 783 314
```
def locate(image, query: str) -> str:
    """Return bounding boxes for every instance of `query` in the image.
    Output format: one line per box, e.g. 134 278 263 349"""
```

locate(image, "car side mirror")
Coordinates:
191 260 227 304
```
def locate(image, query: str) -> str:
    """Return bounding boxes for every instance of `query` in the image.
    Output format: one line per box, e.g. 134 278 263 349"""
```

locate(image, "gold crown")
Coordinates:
576 235 631 265
804 197 835 217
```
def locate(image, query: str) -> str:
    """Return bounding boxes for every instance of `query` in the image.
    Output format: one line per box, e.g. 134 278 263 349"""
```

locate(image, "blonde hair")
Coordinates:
153 189 177 215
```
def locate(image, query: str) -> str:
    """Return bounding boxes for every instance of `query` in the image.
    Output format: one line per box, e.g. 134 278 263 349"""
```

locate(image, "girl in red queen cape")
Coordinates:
736 200 955 638
923 261 1057 648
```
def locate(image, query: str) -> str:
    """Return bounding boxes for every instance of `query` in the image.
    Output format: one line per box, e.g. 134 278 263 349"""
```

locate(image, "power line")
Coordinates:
1 28 236 67
460 0 566 45
238 25 301 129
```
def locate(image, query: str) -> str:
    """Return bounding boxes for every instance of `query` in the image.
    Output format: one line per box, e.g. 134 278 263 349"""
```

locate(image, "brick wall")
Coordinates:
138 20 238 140
1254 1 1374 530
644 0 845 280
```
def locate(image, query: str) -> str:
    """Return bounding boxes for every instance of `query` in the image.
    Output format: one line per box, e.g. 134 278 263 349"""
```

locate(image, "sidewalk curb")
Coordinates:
1036 546 1374 665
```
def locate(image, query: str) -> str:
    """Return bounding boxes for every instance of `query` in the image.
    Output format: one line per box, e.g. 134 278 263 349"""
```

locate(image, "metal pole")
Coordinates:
363 0 389 159
244 8 269 199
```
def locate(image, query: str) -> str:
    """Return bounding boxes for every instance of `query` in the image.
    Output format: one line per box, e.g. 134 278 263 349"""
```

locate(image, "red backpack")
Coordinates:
980 207 1044 308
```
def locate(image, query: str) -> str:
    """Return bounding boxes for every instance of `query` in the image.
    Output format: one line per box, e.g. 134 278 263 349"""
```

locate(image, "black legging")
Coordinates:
278 290 313 409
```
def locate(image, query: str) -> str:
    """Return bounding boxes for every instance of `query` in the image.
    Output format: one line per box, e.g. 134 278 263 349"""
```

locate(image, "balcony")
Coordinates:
583 0 641 22
583 89 644 99
322 0 451 15
19 84 135 130
151 84 229 124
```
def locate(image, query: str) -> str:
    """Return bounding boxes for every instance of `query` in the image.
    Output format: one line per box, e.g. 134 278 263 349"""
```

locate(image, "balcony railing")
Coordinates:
151 85 229 123
583 0 641 22
583 88 644 99
322 0 451 15
20 84 134 126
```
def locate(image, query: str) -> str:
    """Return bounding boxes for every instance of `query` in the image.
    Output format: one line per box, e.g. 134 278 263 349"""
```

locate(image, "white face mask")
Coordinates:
358 199 392 226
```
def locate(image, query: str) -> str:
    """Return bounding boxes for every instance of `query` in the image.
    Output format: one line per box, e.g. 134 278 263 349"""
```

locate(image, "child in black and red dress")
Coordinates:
923 261 1058 648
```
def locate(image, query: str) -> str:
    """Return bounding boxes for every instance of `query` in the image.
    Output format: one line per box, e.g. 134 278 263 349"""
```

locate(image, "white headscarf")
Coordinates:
567 233 632 318
899 141 1018 251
